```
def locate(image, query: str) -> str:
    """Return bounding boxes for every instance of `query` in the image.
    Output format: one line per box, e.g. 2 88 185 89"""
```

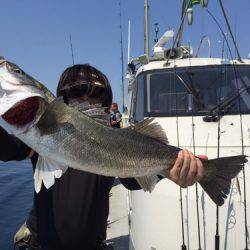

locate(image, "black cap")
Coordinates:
57 64 113 107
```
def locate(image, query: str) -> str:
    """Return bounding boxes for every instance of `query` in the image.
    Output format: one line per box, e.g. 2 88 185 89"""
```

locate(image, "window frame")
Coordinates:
132 64 250 119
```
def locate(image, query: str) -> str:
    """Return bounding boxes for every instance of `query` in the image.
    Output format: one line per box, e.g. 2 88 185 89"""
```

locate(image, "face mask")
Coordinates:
69 100 110 125
69 100 92 112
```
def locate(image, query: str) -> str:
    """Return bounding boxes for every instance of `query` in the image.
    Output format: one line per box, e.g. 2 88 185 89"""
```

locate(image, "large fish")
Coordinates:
0 58 247 206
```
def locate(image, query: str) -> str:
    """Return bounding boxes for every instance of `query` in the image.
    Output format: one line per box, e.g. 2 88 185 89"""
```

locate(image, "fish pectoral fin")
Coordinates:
34 156 68 193
37 120 75 136
136 175 161 192
130 118 169 145
36 97 74 135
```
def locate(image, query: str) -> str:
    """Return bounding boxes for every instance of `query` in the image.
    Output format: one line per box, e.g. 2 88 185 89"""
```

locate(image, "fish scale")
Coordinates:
31 98 176 176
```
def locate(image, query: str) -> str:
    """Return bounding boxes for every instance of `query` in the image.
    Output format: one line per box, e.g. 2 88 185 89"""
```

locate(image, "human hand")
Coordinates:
166 150 205 188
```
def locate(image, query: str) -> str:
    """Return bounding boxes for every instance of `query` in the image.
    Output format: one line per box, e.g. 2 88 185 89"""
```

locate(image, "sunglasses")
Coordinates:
61 81 106 99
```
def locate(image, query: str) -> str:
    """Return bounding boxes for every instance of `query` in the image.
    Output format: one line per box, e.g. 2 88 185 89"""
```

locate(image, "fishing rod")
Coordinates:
192 102 202 250
165 0 199 65
187 51 202 250
173 16 208 249
234 57 249 250
170 5 192 244
218 0 243 62
173 65 207 249
165 0 192 66
234 14 238 60
128 20 131 63
144 0 150 57
172 66 207 250
185 188 190 250
118 0 125 111
178 0 206 47
69 35 75 65
195 35 211 58
214 34 226 250
206 8 249 249
224 179 236 250
201 190 206 250
179 187 187 250
201 133 209 250
177 0 188 47
173 62 187 250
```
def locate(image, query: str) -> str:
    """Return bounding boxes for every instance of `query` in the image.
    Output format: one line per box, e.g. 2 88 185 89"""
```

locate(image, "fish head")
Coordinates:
0 58 55 131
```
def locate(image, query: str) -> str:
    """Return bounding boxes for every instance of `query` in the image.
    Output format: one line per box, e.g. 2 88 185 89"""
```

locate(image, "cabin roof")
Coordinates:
136 57 250 76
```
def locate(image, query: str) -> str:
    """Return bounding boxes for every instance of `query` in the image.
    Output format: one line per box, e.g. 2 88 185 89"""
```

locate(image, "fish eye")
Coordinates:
12 68 23 75
7 63 24 75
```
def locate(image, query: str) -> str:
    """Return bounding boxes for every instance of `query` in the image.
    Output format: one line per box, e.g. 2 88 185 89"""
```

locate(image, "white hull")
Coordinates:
129 115 250 250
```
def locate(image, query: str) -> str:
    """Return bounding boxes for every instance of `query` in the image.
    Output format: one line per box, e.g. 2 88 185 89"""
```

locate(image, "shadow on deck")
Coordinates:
106 235 129 250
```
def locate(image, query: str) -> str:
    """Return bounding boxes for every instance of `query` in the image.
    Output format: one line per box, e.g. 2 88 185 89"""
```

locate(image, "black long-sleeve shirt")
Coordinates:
0 126 140 250
0 126 31 162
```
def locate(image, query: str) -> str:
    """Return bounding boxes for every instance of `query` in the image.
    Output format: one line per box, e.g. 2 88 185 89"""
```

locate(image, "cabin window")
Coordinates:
140 65 250 117
134 74 145 121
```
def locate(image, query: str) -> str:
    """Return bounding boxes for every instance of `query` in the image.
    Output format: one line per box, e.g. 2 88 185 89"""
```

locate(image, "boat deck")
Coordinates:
106 179 130 249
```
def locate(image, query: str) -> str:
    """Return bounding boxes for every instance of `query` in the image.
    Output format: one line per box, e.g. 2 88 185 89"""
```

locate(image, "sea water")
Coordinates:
0 160 33 250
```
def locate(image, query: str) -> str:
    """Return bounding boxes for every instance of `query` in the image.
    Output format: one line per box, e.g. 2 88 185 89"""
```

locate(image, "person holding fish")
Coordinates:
0 60 245 250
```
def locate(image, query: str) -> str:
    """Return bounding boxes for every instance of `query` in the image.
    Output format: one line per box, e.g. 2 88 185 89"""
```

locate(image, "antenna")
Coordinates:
69 35 75 65
154 23 159 43
118 0 125 111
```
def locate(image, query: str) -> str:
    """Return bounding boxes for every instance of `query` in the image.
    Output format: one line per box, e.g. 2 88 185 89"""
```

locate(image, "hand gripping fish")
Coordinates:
0 58 247 206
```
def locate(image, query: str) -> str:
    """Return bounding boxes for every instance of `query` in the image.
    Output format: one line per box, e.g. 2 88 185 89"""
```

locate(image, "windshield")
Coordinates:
133 65 250 119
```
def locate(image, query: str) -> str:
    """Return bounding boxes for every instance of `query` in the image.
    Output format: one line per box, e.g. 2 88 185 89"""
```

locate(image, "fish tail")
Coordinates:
199 155 247 206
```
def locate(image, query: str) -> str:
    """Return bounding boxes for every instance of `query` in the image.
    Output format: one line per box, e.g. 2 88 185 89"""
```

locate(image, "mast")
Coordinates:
144 0 150 57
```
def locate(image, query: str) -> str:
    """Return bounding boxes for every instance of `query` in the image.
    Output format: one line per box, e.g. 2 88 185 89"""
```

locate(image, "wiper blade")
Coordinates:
175 73 203 108
203 85 250 122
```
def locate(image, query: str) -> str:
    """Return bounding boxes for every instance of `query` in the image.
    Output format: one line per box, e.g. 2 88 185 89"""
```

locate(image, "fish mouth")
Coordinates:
2 96 46 127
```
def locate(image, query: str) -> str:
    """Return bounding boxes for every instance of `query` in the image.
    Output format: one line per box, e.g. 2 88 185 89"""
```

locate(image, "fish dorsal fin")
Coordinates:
131 118 169 145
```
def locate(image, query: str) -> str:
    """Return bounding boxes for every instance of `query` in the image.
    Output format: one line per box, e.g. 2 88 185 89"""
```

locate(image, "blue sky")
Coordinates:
0 0 249 108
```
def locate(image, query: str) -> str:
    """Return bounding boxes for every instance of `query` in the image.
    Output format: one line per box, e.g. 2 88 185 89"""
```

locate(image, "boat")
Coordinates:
125 1 250 249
